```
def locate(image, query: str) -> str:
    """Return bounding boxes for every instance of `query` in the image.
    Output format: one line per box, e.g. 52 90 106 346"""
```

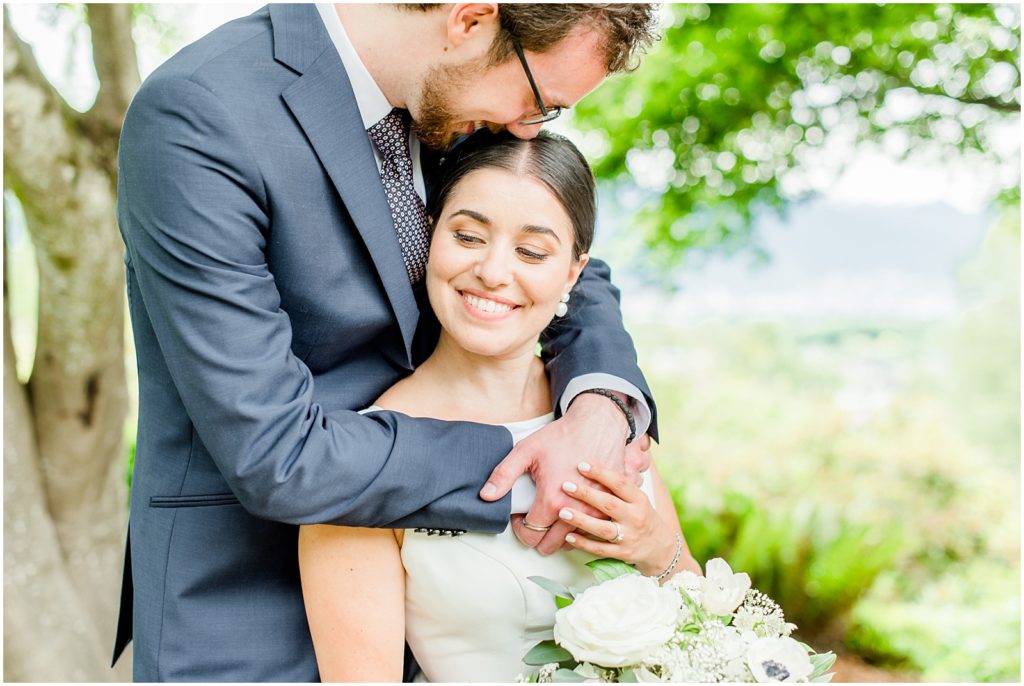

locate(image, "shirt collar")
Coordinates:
315 4 393 130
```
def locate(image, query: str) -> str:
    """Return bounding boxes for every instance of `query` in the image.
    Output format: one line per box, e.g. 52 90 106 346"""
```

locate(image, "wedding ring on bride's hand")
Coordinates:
523 521 552 532
610 523 625 544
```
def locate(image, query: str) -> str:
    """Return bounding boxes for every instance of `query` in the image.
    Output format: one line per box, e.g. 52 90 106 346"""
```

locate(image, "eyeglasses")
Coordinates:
511 37 562 126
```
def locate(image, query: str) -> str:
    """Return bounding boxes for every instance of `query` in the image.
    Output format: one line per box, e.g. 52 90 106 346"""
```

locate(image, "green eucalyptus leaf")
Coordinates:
619 668 640 682
810 651 837 677
552 668 587 682
524 640 574 666
529 576 575 601
586 558 641 582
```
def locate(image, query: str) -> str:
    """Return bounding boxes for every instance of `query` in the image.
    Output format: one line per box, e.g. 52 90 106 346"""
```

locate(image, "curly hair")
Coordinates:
404 4 659 73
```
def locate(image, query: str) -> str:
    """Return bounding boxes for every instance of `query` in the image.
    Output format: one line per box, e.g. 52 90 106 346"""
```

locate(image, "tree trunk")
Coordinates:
3 6 138 681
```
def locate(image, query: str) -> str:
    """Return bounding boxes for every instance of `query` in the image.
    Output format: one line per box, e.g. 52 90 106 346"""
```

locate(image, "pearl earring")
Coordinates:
555 291 570 318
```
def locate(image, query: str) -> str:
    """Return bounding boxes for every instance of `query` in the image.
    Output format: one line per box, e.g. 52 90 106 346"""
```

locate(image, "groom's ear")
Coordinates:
446 4 500 49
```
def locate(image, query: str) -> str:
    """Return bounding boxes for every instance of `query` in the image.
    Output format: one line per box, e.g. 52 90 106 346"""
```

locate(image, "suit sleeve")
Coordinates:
540 258 659 441
118 73 512 530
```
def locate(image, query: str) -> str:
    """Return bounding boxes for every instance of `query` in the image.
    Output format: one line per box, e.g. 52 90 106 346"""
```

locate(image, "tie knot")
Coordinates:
368 108 411 160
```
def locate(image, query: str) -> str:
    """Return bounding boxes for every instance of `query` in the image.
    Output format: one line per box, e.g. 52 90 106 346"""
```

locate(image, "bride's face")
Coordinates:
426 167 588 360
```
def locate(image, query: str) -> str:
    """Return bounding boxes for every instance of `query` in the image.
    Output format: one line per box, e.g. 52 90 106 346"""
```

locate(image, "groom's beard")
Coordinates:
412 61 489 151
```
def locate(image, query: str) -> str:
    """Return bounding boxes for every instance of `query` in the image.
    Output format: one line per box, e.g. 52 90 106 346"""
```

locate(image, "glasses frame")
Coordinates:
511 37 563 126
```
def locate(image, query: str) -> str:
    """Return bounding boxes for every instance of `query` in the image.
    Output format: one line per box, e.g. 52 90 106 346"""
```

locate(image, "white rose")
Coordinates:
747 637 814 682
553 574 679 667
700 558 751 616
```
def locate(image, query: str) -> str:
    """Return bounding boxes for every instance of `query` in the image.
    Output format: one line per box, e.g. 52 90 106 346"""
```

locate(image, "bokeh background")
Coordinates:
4 3 1020 682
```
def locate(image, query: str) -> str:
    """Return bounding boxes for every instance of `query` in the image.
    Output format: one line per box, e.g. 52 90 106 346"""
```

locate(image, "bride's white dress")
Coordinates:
395 412 655 682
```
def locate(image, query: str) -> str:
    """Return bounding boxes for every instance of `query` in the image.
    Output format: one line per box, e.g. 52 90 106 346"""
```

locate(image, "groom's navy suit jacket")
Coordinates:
114 4 655 682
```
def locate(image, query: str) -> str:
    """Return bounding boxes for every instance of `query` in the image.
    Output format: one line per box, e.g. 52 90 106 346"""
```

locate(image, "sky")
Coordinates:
6 3 1016 325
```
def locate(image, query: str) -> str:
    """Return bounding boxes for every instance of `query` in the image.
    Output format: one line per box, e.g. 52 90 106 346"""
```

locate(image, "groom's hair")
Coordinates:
426 131 596 260
403 4 659 74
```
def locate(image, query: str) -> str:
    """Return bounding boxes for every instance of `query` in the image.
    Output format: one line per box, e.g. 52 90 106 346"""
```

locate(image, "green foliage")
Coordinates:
524 640 574 667
643 228 1019 678
943 207 1021 467
528 575 576 606
671 487 903 638
552 668 587 683
585 558 641 582
574 4 1020 265
847 559 1021 681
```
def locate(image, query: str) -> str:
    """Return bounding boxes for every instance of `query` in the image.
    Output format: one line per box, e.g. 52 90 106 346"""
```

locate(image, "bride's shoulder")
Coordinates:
371 373 438 418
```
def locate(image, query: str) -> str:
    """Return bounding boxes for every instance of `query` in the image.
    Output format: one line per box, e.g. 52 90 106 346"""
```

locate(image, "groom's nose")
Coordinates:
503 120 544 140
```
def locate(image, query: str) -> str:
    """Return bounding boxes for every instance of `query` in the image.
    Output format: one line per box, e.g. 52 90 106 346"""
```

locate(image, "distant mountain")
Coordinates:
595 198 994 324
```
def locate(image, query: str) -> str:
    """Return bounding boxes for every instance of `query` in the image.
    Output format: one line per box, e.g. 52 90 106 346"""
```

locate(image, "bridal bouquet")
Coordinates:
519 558 835 683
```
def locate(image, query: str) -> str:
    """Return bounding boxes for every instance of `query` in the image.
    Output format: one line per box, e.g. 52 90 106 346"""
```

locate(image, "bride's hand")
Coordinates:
481 392 649 556
559 462 702 579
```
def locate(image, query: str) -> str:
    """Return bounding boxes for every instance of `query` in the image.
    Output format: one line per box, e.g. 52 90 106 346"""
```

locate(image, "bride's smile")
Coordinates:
426 167 588 361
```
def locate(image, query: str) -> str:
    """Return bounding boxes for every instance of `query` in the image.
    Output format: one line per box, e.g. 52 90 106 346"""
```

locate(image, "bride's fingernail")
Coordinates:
578 462 592 473
566 534 577 544
562 481 578 493
559 508 573 520
481 483 497 498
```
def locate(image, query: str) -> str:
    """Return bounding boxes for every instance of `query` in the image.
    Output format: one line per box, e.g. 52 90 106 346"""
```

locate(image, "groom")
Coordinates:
114 3 659 681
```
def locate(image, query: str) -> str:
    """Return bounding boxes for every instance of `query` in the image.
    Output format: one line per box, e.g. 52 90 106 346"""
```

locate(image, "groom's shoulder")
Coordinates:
138 7 277 100
157 7 272 80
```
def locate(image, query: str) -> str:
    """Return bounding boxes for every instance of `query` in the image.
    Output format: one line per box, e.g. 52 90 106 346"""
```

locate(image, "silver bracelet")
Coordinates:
653 533 683 583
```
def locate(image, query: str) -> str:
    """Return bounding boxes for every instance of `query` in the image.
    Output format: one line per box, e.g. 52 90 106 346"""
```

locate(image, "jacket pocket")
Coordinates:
149 493 241 508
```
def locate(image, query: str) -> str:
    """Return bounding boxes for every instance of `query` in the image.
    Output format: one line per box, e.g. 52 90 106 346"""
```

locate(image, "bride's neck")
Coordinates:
410 333 551 423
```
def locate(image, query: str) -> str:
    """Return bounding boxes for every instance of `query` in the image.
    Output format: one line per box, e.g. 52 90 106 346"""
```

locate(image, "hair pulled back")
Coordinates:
426 131 596 259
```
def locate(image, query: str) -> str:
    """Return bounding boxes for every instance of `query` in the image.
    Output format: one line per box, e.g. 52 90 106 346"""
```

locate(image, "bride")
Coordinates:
298 131 701 682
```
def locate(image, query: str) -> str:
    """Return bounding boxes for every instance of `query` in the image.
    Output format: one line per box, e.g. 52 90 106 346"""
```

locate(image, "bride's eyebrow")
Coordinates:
521 225 561 244
450 209 490 225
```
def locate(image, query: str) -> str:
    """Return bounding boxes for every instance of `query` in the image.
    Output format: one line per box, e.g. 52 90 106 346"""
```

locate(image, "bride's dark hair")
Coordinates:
426 131 596 259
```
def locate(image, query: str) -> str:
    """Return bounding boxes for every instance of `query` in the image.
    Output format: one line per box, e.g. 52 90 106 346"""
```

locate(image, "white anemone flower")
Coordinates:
668 569 704 605
746 637 814 682
700 558 751 616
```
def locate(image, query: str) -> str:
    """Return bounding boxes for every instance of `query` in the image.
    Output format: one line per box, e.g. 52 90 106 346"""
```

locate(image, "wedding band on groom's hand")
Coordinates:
523 521 552 532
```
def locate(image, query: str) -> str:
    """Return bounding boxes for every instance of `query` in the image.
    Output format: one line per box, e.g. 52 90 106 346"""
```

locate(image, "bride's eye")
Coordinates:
516 247 548 262
453 232 484 245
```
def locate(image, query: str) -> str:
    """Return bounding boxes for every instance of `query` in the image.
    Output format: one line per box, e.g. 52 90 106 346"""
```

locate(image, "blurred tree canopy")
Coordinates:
574 3 1021 267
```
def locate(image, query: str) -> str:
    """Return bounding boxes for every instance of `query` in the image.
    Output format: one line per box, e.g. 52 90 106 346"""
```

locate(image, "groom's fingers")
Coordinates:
481 443 534 501
536 520 575 556
624 434 652 475
511 513 546 549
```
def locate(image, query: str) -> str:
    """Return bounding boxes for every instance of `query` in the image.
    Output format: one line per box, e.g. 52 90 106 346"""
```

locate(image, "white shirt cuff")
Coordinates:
509 475 536 514
510 471 655 514
558 373 652 438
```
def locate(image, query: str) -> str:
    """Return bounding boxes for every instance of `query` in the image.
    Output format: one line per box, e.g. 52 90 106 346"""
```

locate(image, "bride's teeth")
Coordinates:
463 293 512 314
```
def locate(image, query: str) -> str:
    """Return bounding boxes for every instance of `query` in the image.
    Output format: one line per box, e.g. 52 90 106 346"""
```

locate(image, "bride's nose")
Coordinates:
473 246 514 288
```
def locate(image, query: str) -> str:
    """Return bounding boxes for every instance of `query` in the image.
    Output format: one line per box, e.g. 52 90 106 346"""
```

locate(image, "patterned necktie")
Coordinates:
367 108 431 284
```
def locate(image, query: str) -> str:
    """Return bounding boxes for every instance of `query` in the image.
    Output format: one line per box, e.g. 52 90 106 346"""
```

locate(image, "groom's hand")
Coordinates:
480 393 650 555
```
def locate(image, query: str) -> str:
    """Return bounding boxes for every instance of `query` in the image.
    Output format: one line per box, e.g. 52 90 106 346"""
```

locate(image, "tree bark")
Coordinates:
3 6 137 680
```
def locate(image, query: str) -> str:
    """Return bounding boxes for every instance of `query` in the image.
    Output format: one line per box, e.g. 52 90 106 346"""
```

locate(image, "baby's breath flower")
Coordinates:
735 589 791 638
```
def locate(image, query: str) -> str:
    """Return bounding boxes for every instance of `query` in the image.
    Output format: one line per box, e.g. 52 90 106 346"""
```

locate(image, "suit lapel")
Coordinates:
271 5 419 362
